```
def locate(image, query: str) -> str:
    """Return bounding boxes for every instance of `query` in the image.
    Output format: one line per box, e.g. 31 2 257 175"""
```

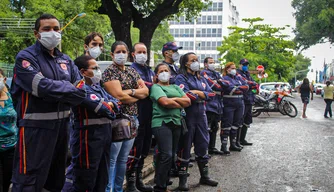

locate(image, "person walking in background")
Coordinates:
103 41 149 192
0 69 17 192
200 57 227 155
323 81 334 118
10 14 86 191
297 78 313 118
127 42 155 192
175 52 218 191
150 63 190 192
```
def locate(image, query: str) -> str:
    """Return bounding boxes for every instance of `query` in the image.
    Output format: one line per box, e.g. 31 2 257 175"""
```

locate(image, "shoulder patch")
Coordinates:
60 64 68 70
90 94 100 101
202 82 206 89
179 84 185 90
22 60 30 68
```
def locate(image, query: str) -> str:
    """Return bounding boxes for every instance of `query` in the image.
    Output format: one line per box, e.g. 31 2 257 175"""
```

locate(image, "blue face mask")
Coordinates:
242 65 248 71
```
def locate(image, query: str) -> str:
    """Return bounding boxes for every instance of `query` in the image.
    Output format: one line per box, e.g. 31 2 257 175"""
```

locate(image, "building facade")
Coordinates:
168 0 239 65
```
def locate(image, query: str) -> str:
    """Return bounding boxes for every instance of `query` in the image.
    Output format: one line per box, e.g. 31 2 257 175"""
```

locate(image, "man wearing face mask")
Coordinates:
162 42 183 84
128 42 155 191
84 32 104 59
200 57 229 155
10 14 86 191
236 58 257 146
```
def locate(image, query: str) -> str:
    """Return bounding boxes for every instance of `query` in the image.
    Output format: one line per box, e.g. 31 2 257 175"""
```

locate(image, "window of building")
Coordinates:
190 29 194 37
202 16 206 24
170 29 174 35
197 17 201 24
212 28 217 34
196 29 201 37
207 28 212 37
217 41 222 47
207 16 212 24
213 2 217 11
175 29 179 37
218 16 222 24
218 2 223 11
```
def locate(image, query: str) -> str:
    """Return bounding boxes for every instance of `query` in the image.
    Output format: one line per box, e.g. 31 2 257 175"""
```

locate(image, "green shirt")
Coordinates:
150 84 186 128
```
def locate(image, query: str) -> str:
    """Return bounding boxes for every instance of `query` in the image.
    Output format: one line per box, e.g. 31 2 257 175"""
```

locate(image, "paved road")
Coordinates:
166 94 334 192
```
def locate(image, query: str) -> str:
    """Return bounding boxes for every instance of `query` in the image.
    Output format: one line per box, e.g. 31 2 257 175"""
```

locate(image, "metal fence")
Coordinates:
0 63 14 77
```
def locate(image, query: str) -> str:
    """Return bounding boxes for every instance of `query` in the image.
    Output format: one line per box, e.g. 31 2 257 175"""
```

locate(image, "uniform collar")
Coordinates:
35 40 63 57
133 62 150 70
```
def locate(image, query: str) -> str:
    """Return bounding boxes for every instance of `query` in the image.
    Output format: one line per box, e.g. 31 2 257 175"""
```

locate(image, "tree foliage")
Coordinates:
218 18 297 82
0 0 111 64
292 0 334 51
99 0 209 61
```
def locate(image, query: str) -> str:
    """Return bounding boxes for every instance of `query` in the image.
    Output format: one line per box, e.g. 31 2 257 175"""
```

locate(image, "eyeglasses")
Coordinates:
86 66 100 70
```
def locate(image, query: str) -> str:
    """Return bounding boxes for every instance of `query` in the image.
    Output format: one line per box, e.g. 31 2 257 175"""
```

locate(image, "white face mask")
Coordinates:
158 72 171 83
190 61 200 72
88 46 102 59
135 53 147 65
172 52 180 62
114 53 127 65
0 78 5 91
229 69 237 76
208 64 216 71
39 31 61 50
90 69 102 85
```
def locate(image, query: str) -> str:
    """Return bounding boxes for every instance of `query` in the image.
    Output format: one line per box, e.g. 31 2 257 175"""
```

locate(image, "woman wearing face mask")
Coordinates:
63 55 120 191
84 32 104 59
150 63 190 192
103 41 149 192
174 52 218 191
0 69 18 192
220 62 249 155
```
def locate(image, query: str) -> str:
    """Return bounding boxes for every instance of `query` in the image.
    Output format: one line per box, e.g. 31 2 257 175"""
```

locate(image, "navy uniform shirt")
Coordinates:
175 73 215 122
200 69 228 115
130 62 155 123
236 69 257 104
11 41 86 128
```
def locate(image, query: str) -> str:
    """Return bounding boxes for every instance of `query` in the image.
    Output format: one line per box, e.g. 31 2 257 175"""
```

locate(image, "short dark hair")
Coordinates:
111 41 129 53
74 55 95 70
204 57 213 64
34 14 59 31
84 32 104 46
132 42 146 53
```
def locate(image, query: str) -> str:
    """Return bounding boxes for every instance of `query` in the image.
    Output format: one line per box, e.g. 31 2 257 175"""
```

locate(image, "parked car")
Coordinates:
5 77 12 91
259 82 292 95
96 61 132 73
314 84 326 95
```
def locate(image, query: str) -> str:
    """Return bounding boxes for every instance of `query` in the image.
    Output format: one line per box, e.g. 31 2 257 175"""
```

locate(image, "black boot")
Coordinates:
126 170 139 192
236 127 243 149
178 165 189 191
136 168 153 191
198 162 218 187
220 135 230 155
229 130 242 152
240 124 253 146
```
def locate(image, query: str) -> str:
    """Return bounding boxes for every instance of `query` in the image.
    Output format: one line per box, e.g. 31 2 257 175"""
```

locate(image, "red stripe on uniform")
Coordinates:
85 129 89 169
19 128 23 174
80 130 82 168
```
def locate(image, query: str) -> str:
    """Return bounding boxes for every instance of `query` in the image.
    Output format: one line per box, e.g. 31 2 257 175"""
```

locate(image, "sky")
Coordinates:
232 0 333 81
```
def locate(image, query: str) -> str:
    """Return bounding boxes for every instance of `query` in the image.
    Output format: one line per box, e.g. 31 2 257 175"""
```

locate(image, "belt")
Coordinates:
83 118 112 126
223 95 243 98
214 91 222 95
195 100 205 103
23 110 70 120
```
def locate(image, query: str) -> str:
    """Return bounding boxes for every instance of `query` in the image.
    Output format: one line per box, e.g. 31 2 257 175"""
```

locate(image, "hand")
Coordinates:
108 102 114 108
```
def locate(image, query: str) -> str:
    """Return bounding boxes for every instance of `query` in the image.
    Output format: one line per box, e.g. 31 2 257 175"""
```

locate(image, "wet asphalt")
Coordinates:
167 94 334 192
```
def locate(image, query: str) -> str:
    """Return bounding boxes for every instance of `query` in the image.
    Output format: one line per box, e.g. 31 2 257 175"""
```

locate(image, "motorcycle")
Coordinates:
252 89 298 118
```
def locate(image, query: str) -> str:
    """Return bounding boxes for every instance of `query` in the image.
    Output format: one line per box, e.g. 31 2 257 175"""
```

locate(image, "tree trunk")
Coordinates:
139 25 156 66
